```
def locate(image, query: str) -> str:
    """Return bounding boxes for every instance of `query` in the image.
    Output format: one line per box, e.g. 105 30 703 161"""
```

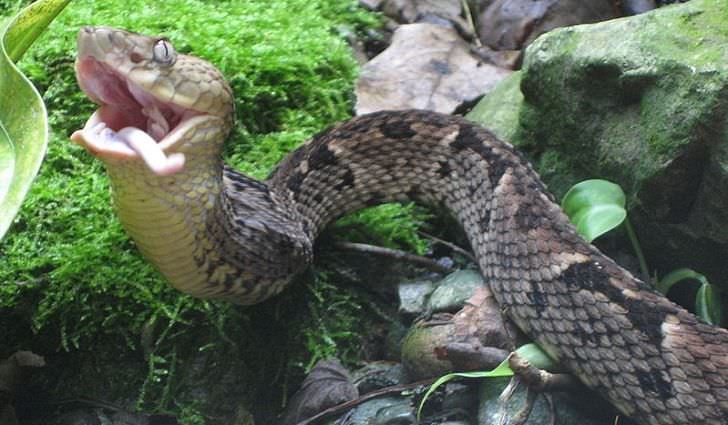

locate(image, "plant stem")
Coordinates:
623 217 650 283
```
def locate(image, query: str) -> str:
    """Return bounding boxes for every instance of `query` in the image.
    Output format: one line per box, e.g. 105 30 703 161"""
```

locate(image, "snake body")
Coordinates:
72 27 728 425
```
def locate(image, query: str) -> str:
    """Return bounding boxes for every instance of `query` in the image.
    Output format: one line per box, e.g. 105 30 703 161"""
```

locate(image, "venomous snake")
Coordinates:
70 27 728 425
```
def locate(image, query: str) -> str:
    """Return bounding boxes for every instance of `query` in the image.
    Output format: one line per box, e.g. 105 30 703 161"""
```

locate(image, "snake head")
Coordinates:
71 26 234 176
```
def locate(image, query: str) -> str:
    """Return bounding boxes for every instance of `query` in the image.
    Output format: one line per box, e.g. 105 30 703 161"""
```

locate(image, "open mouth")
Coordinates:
72 56 197 176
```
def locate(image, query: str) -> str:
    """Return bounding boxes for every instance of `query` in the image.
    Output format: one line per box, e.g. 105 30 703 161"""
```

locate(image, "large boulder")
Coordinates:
468 0 728 288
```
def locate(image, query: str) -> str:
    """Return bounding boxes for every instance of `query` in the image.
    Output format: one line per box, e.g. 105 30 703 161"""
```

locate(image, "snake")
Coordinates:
70 26 728 425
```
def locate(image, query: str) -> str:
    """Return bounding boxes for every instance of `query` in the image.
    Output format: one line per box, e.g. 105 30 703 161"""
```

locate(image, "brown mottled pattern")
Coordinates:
78 28 728 425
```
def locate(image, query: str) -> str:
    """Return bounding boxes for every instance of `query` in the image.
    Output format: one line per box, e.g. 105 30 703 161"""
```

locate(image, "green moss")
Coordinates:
465 71 523 143
0 1 394 422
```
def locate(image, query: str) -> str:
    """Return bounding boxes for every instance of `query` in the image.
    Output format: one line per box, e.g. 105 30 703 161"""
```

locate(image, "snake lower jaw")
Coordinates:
70 108 227 176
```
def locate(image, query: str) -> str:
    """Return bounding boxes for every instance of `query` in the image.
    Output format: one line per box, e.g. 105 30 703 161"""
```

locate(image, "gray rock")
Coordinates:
478 378 616 425
427 270 485 313
468 0 728 288
325 396 409 425
398 279 435 316
478 0 618 50
352 361 406 394
373 401 415 425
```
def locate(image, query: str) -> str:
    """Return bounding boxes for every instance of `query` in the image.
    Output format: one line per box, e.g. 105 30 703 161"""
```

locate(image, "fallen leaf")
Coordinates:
281 359 358 425
478 0 619 50
355 23 511 115
381 0 463 25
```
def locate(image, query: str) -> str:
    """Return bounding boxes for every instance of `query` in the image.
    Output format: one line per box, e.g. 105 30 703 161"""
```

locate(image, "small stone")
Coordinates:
398 279 435 316
427 269 485 313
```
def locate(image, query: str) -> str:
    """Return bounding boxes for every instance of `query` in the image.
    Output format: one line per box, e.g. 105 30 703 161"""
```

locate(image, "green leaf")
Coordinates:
0 0 70 239
561 179 627 243
656 268 710 295
658 269 722 325
514 343 557 371
696 282 722 326
416 343 556 419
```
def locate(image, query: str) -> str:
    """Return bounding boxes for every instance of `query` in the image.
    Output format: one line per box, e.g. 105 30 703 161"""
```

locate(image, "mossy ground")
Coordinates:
0 1 423 423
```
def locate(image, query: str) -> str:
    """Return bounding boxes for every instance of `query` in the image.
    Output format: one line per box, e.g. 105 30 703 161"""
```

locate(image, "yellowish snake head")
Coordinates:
71 26 234 176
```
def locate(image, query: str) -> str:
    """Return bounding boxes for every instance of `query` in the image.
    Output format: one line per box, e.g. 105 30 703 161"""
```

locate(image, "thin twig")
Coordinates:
335 241 454 273
460 0 482 47
294 378 436 425
417 231 476 263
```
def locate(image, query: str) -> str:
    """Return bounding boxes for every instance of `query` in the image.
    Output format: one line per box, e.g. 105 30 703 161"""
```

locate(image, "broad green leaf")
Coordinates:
561 179 626 243
417 343 556 418
5 0 71 62
696 282 722 326
0 0 70 239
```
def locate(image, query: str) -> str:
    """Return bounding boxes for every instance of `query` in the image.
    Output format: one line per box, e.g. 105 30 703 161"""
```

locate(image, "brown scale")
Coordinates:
75 28 728 425
263 111 728 425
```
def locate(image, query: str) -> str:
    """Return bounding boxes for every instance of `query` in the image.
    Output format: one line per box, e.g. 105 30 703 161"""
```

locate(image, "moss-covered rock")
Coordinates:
469 0 728 287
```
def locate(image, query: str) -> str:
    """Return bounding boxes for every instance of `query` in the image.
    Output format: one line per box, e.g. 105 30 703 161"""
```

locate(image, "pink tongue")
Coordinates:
118 127 186 176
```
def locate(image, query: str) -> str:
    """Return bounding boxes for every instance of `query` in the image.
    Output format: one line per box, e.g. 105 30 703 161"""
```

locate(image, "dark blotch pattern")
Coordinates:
450 124 513 187
637 370 674 400
562 261 675 349
380 119 416 139
309 143 337 169
437 160 451 178
334 168 355 191
188 110 728 425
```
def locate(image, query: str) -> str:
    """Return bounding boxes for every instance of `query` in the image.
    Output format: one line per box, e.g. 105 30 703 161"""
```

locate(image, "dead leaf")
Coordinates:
355 23 512 115
478 0 619 50
381 0 463 25
281 359 358 425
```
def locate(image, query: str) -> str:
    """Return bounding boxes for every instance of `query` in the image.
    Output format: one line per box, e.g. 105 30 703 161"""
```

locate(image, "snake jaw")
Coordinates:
72 27 210 176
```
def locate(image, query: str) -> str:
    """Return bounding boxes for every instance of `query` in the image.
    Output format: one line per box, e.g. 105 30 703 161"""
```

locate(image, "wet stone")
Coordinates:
325 397 410 425
398 278 435 316
478 378 622 425
427 269 485 313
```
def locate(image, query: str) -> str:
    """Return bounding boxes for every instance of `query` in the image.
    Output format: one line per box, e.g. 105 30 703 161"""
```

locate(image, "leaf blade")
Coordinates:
0 0 70 239
561 179 626 242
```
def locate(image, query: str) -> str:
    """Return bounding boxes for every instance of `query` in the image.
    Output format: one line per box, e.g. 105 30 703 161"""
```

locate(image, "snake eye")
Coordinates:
152 39 176 66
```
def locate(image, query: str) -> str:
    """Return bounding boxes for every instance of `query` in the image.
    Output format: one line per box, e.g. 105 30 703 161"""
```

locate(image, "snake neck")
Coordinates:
105 146 224 297
101 115 243 300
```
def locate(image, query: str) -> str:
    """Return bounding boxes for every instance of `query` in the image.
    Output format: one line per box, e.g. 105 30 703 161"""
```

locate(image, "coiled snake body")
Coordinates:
71 27 728 425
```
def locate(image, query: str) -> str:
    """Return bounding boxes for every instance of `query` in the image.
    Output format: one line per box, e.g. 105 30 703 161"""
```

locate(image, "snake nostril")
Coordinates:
81 26 93 34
